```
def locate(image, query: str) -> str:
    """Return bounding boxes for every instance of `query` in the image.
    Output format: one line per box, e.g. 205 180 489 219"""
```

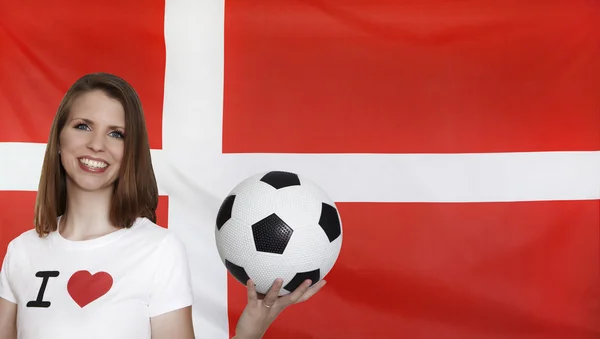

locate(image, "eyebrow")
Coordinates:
72 117 125 131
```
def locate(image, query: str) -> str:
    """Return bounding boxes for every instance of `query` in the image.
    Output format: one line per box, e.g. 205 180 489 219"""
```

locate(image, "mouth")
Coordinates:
78 157 109 172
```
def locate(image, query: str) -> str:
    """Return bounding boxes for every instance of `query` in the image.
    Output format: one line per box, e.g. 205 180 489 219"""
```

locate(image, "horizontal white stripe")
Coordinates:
0 143 168 195
217 151 600 202
164 151 600 203
1 143 598 203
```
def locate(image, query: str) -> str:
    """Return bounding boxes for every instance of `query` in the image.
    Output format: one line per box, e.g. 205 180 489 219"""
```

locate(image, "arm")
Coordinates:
148 233 195 338
150 306 194 339
0 298 16 339
0 240 17 339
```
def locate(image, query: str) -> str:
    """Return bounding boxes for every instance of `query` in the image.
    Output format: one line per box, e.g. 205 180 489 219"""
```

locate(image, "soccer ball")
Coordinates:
215 170 343 296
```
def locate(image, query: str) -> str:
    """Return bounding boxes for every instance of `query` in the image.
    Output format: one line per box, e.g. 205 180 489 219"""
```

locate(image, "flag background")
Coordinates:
1 1 599 338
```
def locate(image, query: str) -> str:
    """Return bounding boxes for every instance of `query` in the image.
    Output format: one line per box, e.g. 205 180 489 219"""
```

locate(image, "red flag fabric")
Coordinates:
222 0 600 154
0 0 165 148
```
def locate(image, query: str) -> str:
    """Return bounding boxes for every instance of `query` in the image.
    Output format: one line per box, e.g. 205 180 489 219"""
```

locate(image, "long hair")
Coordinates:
33 72 159 236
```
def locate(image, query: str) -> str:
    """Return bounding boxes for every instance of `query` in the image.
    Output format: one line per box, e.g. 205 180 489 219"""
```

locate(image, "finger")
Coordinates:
262 278 283 308
296 279 326 303
246 279 259 306
285 279 313 304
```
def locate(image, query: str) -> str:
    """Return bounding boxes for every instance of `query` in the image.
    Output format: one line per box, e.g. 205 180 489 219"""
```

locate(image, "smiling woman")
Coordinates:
0 73 195 339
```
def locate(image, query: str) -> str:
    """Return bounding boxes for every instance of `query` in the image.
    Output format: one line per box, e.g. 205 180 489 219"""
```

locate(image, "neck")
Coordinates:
60 181 118 241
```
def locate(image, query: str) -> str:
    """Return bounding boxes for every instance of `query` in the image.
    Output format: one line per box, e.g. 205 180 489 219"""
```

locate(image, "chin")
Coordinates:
76 182 114 193
67 176 117 193
78 183 114 192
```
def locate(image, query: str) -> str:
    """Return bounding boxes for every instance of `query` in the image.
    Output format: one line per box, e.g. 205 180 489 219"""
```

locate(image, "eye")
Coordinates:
74 123 90 131
109 130 125 139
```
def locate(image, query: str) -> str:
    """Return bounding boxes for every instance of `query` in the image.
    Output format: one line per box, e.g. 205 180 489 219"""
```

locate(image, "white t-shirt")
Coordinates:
0 217 194 339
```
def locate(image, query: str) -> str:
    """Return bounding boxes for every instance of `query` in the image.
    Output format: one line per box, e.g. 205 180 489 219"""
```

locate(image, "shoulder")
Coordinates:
129 218 188 255
137 220 194 317
0 229 41 273
3 229 43 253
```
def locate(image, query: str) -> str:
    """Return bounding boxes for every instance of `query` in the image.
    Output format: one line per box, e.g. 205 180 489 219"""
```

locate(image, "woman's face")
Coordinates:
58 90 126 193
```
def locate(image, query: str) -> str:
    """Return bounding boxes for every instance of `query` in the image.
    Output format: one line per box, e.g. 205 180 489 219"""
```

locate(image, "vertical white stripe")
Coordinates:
162 0 229 338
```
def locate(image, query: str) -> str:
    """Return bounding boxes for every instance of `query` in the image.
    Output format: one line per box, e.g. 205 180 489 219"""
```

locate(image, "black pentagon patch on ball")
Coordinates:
319 202 341 242
252 213 293 254
216 195 235 231
284 269 320 292
260 171 301 189
225 259 250 285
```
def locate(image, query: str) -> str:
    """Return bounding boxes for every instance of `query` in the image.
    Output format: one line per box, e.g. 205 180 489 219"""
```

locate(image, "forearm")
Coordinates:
0 329 16 339
150 307 194 339
0 298 17 339
0 319 16 339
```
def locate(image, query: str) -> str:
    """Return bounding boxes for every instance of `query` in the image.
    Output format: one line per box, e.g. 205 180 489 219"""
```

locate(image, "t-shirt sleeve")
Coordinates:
148 232 194 317
0 240 17 303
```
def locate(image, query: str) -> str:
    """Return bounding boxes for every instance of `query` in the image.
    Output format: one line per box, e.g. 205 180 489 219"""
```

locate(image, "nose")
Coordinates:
86 130 106 152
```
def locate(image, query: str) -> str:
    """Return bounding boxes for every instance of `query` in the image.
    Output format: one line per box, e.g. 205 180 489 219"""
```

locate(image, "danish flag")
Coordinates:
1 1 598 338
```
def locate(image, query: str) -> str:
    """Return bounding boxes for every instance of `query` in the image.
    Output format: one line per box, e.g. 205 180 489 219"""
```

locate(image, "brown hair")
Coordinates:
34 72 159 236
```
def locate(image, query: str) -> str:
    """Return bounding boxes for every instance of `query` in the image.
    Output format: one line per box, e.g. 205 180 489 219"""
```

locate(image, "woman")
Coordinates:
0 73 325 339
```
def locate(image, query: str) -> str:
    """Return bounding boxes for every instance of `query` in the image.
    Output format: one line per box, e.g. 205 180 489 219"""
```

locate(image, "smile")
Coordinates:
78 157 109 172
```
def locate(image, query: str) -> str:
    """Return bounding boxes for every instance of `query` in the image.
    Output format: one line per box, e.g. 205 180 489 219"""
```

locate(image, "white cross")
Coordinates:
1 0 599 338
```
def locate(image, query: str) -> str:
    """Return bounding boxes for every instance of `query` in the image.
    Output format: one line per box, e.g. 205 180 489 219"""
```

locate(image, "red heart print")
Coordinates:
67 270 113 308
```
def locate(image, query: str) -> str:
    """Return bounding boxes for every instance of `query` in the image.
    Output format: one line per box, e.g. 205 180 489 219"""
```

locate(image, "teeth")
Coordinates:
79 158 108 169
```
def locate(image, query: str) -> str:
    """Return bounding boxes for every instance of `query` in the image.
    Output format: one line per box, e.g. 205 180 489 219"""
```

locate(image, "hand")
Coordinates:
233 278 326 339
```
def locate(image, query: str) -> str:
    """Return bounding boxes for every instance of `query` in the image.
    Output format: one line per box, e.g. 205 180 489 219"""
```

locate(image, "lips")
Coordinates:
78 156 109 173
